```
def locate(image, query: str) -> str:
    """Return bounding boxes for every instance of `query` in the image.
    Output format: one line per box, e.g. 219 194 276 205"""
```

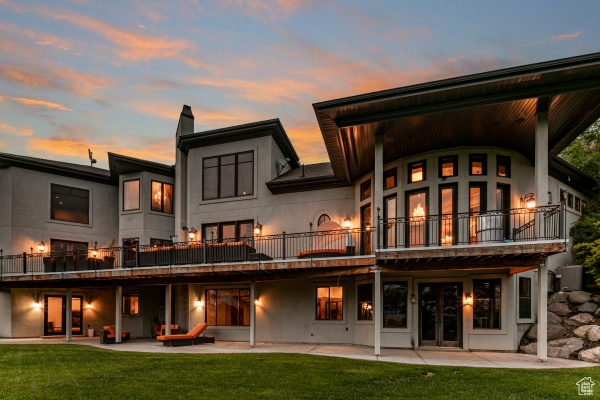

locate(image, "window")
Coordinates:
469 183 487 243
317 214 330 226
50 239 88 256
496 155 511 178
575 196 581 212
473 279 501 329
384 168 397 190
150 238 172 247
383 281 408 328
360 180 371 201
122 294 139 315
122 237 139 266
203 151 254 200
357 283 373 320
560 189 567 203
406 190 427 247
51 184 89 224
469 154 487 175
123 179 140 211
316 286 343 320
439 155 457 178
205 289 250 326
408 160 426 183
582 200 588 213
151 181 173 213
518 277 531 319
568 193 574 208
439 185 457 246
202 220 254 243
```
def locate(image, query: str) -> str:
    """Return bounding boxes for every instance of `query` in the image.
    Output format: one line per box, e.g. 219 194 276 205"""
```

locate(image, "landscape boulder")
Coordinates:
588 326 600 342
569 291 592 305
573 325 595 338
549 292 569 304
520 343 537 355
547 311 562 325
547 302 571 316
564 313 594 327
579 347 600 363
547 338 584 359
527 323 567 340
578 302 598 313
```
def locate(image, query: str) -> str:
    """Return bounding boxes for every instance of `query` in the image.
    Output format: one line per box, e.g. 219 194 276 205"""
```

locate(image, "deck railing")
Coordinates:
0 204 565 276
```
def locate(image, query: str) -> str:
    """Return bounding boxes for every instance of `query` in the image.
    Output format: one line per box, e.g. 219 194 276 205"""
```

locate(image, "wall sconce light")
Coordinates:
91 242 98 258
254 297 260 306
465 292 473 305
86 303 92 310
32 301 42 309
254 218 262 236
37 241 45 253
520 193 536 209
194 299 203 307
411 294 417 304
343 215 351 229
188 228 198 241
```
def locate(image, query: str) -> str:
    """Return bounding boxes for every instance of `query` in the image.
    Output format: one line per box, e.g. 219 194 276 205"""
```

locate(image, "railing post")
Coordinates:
282 232 286 260
135 245 139 268
22 252 27 274
203 237 206 264
376 209 381 250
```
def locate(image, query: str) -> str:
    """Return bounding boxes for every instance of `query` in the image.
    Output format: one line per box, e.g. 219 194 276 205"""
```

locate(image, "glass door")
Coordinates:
44 295 83 336
383 195 397 248
469 183 487 243
439 184 457 246
405 189 428 247
419 283 463 347
360 204 372 254
496 184 511 240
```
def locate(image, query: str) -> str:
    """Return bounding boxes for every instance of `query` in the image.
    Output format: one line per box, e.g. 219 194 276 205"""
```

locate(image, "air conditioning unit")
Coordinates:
555 265 584 292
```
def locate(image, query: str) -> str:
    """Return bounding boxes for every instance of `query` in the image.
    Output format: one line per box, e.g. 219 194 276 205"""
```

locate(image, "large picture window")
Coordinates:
357 283 373 320
51 184 90 224
151 181 173 213
202 220 254 243
123 179 140 211
473 279 501 329
316 286 343 320
205 289 250 326
122 294 139 315
383 281 408 328
203 151 254 200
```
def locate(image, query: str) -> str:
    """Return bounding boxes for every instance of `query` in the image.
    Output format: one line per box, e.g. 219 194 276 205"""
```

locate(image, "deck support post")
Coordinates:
374 266 382 355
374 134 384 247
65 287 72 342
250 280 256 347
535 106 549 207
537 260 548 361
165 284 172 335
115 285 122 343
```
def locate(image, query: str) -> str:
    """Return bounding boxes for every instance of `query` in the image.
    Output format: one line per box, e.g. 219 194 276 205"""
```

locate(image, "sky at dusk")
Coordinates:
1 0 600 169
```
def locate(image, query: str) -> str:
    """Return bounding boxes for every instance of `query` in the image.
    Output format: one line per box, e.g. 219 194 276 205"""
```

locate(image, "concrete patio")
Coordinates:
0 336 597 369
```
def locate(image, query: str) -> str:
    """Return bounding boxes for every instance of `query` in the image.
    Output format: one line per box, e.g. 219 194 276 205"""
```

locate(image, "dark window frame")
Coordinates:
496 155 511 178
438 155 458 178
50 183 90 225
357 283 373 321
122 293 140 315
518 277 532 320
360 180 371 201
123 179 140 211
384 168 397 190
575 196 581 212
316 286 344 321
205 288 250 326
473 278 501 329
568 193 574 208
202 151 254 200
383 281 408 328
408 160 426 183
151 180 173 214
202 220 254 242
469 154 487 176
317 214 330 226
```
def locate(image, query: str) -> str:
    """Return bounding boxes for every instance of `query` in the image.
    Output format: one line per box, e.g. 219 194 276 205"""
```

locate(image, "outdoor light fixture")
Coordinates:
194 299 203 307
188 228 198 241
343 215 351 229
465 293 473 305
411 294 417 304
254 218 262 236
520 193 536 209
254 297 260 306
86 303 92 310
32 301 41 309
37 241 45 253
91 242 98 258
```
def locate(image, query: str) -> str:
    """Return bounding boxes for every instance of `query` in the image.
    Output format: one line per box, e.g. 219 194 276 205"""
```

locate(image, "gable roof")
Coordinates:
266 162 348 194
107 152 174 180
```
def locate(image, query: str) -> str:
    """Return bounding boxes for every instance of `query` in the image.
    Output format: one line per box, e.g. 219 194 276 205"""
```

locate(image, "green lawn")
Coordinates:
0 345 599 399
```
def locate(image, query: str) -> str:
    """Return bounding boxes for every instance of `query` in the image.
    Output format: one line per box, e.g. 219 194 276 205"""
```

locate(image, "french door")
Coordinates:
44 295 83 336
419 282 462 347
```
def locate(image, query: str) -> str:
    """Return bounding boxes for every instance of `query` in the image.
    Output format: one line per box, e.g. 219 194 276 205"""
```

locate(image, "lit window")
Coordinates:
360 180 371 201
357 283 373 320
439 155 457 178
205 289 250 326
123 179 140 211
518 277 531 319
51 184 89 224
316 286 343 320
203 151 254 200
496 155 511 178
317 214 330 226
383 281 408 328
408 160 426 183
469 154 487 175
122 294 139 315
151 181 173 213
384 168 397 190
473 279 501 329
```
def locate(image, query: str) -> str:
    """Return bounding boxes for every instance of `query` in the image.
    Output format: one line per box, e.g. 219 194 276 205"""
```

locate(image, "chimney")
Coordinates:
176 105 194 140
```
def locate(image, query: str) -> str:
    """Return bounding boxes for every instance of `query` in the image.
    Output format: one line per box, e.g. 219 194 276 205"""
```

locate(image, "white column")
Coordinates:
374 266 382 355
250 280 256 347
65 288 72 342
165 284 172 335
374 135 384 247
535 110 549 206
115 285 122 343
537 260 548 361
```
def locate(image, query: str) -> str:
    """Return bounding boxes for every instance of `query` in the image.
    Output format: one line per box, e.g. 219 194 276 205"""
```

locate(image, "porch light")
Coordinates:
465 292 473 305
91 242 98 258
37 241 45 253
194 299 203 308
32 301 41 309
86 303 92 310
254 297 260 306
520 193 536 209
411 294 416 304
343 215 351 229
254 220 262 236
188 228 198 241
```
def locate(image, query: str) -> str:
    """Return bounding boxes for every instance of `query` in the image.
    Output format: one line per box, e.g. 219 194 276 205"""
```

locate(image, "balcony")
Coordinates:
0 205 566 284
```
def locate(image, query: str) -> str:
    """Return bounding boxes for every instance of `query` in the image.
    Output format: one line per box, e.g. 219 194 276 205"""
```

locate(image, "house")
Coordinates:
1 53 600 360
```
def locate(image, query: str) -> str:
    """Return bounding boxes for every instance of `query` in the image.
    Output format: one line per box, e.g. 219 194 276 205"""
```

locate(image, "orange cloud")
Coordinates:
549 32 580 42
0 119 34 136
12 97 72 111
40 9 203 68
220 0 316 20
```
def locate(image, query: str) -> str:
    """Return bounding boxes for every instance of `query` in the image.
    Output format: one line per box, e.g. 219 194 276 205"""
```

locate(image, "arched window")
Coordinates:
317 214 331 226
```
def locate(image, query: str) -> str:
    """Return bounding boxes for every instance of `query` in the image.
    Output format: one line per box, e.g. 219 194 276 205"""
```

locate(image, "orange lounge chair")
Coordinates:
156 323 213 347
